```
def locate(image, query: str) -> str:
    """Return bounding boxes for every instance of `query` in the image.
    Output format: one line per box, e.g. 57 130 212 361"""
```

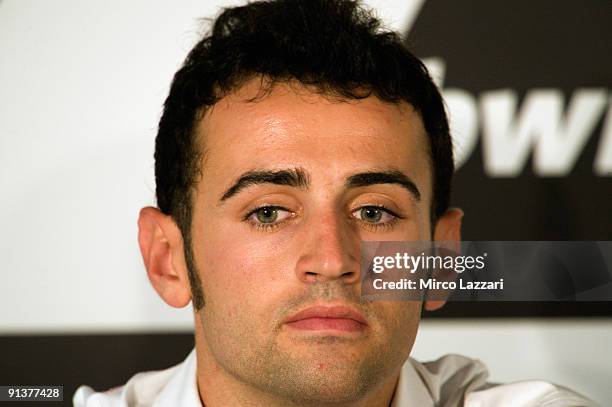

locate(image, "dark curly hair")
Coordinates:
155 0 453 310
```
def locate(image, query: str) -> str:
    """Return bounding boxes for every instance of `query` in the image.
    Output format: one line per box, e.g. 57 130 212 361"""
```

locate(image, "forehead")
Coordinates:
196 78 431 197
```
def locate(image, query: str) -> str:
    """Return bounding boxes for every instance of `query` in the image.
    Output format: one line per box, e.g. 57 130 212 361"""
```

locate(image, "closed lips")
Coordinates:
283 305 368 332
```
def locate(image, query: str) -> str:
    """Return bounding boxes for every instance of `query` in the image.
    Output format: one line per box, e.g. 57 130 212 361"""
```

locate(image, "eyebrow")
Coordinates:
220 168 310 201
346 170 421 201
219 167 420 202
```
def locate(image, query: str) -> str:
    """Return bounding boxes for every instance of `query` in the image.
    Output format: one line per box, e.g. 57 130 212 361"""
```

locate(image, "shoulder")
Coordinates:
465 380 599 407
405 354 598 407
407 354 489 403
72 350 197 407
73 366 179 407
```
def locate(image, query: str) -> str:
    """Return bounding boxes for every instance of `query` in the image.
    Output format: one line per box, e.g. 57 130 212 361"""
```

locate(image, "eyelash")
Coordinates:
352 205 403 232
243 205 403 232
243 205 294 232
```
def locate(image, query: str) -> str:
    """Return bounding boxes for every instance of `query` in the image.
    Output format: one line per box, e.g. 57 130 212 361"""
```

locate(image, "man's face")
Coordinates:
190 79 433 404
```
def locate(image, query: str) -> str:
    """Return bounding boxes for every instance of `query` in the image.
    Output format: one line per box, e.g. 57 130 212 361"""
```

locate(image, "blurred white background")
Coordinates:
0 0 609 404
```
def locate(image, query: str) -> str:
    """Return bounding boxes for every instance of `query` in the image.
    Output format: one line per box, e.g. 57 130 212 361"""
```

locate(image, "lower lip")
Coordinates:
285 317 366 332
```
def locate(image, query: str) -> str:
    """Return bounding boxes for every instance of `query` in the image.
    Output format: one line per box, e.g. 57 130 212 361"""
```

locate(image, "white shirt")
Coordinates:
73 349 597 407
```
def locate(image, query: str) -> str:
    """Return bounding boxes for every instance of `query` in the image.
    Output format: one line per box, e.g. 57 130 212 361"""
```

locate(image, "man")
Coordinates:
74 0 596 405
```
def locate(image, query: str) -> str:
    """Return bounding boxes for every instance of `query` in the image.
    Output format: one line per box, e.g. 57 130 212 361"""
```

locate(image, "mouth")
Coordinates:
283 304 368 333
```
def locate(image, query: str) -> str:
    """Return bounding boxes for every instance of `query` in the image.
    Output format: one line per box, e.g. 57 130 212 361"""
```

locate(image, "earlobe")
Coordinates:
424 208 464 312
137 207 192 308
423 300 446 312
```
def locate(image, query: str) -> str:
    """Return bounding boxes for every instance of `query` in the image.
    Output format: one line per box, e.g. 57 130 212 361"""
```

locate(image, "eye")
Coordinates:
255 207 280 223
245 206 293 228
351 206 398 225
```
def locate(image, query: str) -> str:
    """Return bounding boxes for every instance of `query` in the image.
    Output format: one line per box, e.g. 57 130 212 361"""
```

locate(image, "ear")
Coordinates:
424 208 464 311
137 206 192 308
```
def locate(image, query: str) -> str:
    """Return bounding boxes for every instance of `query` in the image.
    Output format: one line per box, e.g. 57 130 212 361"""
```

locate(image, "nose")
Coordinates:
294 211 360 284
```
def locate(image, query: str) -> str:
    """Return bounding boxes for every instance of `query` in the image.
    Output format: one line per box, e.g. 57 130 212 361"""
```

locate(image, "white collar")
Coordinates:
152 349 202 407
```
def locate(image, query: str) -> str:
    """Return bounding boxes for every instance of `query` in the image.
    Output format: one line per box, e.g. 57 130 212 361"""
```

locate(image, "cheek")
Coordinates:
194 225 294 321
377 302 421 347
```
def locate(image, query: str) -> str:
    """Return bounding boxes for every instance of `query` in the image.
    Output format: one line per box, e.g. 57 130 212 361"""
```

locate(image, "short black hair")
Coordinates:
155 0 454 310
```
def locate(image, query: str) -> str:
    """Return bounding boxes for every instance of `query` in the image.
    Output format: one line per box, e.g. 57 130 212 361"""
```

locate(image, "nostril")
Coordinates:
342 270 359 282
303 271 320 283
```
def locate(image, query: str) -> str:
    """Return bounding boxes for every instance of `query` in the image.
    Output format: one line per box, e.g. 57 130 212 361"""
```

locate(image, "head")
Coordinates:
138 0 461 405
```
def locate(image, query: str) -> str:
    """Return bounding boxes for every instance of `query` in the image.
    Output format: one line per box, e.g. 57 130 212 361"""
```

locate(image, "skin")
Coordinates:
138 78 462 407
